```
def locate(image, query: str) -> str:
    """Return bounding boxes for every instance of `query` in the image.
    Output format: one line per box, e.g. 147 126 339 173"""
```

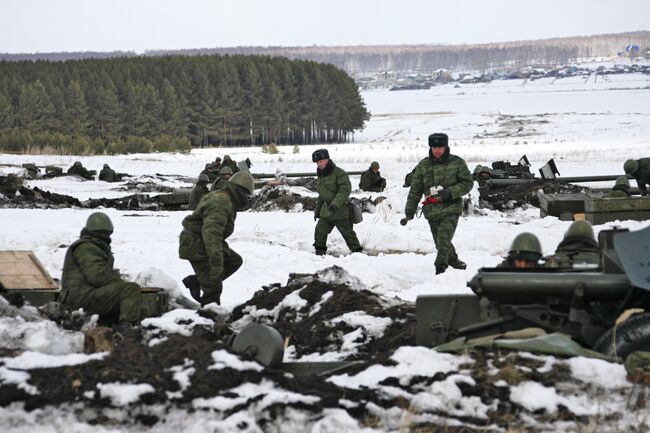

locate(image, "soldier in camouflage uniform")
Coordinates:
359 161 387 192
211 166 233 191
497 232 543 268
624 158 650 196
67 161 95 180
313 149 362 255
188 174 211 210
545 220 601 268
201 157 223 182
60 212 142 326
221 155 240 174
99 164 118 182
179 172 255 305
474 165 492 187
403 133 473 274
604 176 631 198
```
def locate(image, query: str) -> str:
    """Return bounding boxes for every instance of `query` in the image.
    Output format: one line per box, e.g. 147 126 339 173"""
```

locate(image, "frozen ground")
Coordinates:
1 71 650 432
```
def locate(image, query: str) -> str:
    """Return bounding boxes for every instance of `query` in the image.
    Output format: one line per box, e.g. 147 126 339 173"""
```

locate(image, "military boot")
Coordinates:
315 248 327 256
435 264 448 275
182 275 202 303
201 288 222 306
449 259 467 270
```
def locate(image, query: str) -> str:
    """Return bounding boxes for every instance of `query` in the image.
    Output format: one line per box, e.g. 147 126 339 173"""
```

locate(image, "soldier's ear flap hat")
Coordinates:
428 133 448 147
312 148 330 162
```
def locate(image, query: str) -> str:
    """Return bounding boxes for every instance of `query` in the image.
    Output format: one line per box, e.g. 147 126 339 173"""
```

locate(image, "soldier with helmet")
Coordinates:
211 166 233 191
545 220 601 268
624 158 650 196
359 161 387 192
402 133 473 274
498 232 543 268
189 174 211 210
60 212 143 328
605 176 631 198
67 161 95 180
179 172 255 306
473 165 492 187
221 155 240 174
313 148 363 255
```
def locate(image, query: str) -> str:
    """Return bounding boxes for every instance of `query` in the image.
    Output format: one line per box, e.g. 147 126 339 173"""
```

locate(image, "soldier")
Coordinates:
476 166 492 187
67 161 95 180
60 212 143 328
201 157 223 182
222 155 240 174
498 232 543 268
403 167 416 188
99 164 118 182
545 220 600 268
211 166 233 191
624 158 650 196
402 133 473 274
179 172 255 305
605 176 631 198
359 161 387 192
188 174 211 210
313 148 363 255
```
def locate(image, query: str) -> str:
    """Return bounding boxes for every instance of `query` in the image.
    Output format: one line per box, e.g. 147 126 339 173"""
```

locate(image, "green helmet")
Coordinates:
86 212 114 233
564 220 595 242
220 166 233 175
509 232 542 261
370 161 380 170
224 155 232 162
615 176 630 189
198 174 210 183
624 159 639 175
103 164 109 169
229 172 255 194
473 165 483 175
479 166 492 175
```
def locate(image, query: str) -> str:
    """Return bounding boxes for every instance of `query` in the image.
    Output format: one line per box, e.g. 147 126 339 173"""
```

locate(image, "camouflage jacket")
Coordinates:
633 158 650 194
188 183 209 210
99 167 117 182
67 164 94 180
179 184 240 265
545 239 601 268
604 188 629 199
316 161 351 221
405 148 473 219
60 229 121 303
359 168 386 192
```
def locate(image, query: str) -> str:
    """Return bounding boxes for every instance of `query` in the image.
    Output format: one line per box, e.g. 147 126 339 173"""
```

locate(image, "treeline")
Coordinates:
0 55 369 154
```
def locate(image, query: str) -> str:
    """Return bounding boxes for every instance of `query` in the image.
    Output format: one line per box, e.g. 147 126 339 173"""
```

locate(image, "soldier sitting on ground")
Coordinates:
222 155 240 174
211 166 233 191
624 158 650 196
98 163 128 183
605 176 631 198
189 174 210 210
545 220 601 268
201 157 223 182
497 232 543 268
67 161 95 180
359 161 387 192
60 212 143 330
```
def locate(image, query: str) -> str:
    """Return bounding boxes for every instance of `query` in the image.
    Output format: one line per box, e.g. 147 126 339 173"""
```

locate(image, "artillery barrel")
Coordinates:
252 171 365 179
468 270 630 303
486 175 627 187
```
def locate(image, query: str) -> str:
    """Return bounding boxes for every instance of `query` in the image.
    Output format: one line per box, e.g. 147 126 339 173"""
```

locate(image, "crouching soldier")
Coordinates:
67 161 95 180
624 158 650 196
402 133 473 274
359 161 387 192
497 232 543 268
179 172 255 305
60 212 143 328
313 148 363 255
605 176 631 198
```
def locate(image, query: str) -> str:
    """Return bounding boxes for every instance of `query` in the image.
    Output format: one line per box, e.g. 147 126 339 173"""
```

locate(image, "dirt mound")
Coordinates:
479 180 587 211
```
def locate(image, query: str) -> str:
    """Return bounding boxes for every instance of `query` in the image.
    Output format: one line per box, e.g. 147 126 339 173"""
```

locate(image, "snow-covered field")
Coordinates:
1 71 650 432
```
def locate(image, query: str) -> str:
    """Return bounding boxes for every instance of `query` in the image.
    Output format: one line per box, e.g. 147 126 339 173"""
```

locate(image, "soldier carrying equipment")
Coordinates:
60 212 143 327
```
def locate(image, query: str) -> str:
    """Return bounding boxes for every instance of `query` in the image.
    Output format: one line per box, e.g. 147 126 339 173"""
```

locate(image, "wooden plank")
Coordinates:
0 250 58 290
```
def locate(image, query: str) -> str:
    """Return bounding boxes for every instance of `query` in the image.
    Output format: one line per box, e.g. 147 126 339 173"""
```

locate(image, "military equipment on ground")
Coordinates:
416 226 650 359
490 155 534 180
0 250 169 318
540 192 650 222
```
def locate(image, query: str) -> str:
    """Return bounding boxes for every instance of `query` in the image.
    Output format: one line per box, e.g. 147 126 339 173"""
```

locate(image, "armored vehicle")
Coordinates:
417 225 650 359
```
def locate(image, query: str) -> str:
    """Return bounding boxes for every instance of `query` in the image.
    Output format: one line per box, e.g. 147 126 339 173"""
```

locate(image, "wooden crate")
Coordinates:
539 193 601 218
586 210 650 225
585 196 650 213
0 250 58 290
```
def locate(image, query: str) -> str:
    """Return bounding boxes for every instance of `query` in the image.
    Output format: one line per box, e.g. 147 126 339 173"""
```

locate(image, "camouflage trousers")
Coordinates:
426 213 460 267
188 249 243 305
314 218 362 254
64 281 142 324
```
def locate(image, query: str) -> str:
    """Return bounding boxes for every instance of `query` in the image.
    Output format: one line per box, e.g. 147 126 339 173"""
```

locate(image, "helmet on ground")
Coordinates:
220 166 233 175
615 176 630 189
370 161 380 169
509 232 542 261
229 172 255 194
624 159 639 175
86 212 114 233
564 220 595 242
198 174 210 183
312 148 330 162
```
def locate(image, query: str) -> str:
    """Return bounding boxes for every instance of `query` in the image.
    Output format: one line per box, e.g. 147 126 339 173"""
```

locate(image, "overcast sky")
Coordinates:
2 0 649 53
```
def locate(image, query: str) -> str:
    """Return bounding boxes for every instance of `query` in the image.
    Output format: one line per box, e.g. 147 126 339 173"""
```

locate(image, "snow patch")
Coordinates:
96 382 155 406
208 349 263 372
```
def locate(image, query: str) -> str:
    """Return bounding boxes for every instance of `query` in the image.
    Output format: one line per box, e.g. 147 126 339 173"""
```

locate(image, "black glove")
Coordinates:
439 188 453 202
400 216 413 226
328 202 338 213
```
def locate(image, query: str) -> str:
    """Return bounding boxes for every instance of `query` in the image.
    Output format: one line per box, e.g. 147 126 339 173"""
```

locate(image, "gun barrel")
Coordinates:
486 174 629 187
252 171 366 179
468 270 630 302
